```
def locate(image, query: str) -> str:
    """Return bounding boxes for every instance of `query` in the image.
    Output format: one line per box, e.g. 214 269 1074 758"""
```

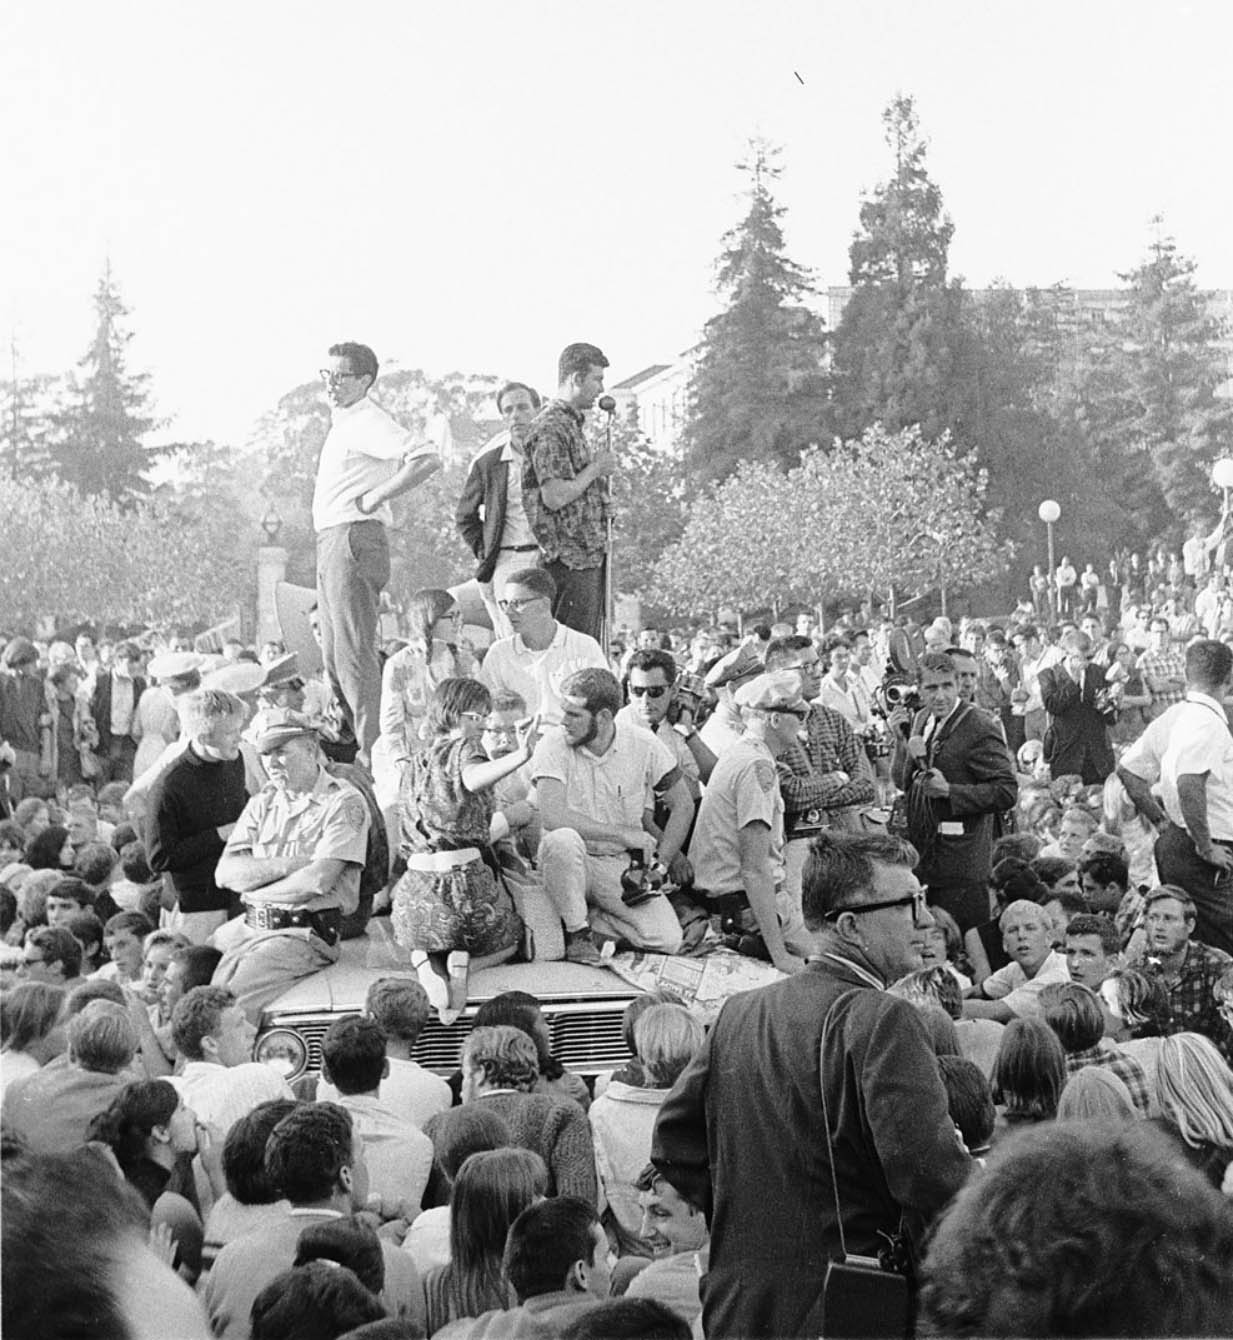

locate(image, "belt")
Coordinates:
500 544 539 552
784 807 834 840
1167 820 1233 845
244 904 341 945
406 847 482 872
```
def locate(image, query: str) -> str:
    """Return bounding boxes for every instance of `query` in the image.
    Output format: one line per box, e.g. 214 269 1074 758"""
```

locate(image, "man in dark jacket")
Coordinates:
1039 630 1116 785
652 832 972 1340
89 640 147 784
455 381 543 637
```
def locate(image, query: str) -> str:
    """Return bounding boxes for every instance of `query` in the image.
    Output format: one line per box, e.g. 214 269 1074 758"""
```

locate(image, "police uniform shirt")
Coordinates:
223 767 369 913
689 735 785 896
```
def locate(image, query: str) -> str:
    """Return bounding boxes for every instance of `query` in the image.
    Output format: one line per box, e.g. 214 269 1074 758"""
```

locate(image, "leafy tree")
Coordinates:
1114 225 1233 524
831 94 965 444
681 139 829 486
51 262 161 501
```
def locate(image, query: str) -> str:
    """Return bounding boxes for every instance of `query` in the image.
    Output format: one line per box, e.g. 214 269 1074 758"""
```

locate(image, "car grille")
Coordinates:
268 1003 632 1080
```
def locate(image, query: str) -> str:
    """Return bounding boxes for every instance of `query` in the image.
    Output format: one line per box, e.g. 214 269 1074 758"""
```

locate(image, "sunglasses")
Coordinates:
629 685 668 699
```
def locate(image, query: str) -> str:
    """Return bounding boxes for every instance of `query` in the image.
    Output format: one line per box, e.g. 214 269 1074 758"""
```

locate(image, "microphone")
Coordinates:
597 395 616 415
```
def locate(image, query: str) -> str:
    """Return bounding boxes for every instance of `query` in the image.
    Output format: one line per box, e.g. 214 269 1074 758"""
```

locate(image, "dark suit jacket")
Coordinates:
90 672 147 753
1039 663 1116 784
892 701 1017 889
455 437 517 582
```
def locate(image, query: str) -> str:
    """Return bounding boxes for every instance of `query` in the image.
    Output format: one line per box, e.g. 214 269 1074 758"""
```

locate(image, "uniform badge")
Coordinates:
753 760 778 792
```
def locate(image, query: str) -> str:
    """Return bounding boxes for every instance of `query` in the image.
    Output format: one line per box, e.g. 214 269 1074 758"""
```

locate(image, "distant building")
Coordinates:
611 348 699 451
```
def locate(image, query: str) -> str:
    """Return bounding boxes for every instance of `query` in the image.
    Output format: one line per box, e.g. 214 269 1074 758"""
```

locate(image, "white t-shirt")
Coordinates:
312 396 430 531
317 1055 451 1130
982 949 1070 1018
172 1060 294 1136
479 623 606 727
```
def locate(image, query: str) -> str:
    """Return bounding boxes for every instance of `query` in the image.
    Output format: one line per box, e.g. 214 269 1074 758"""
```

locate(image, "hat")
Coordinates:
147 650 205 681
734 670 808 713
250 708 320 754
1 637 37 669
705 644 765 690
202 661 267 696
260 651 300 686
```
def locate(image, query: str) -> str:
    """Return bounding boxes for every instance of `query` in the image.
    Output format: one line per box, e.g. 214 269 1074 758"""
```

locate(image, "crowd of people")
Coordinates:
3 339 1233 1338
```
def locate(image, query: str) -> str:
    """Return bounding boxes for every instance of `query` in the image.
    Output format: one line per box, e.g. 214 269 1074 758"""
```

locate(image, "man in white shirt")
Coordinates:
169 985 293 1136
456 381 544 638
312 342 441 766
479 568 606 728
697 644 764 762
963 901 1069 1021
1011 625 1064 743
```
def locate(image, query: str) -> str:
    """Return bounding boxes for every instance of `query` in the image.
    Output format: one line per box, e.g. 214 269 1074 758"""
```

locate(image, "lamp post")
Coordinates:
256 503 287 649
1213 459 1233 512
1038 500 1061 619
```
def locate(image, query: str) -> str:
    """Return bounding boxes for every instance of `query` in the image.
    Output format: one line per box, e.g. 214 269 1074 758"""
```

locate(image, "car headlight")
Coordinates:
255 1028 308 1080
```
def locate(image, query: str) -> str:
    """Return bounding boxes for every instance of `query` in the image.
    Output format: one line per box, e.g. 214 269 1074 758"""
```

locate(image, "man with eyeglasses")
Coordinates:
479 568 606 729
311 341 443 768
653 830 971 1340
456 380 544 638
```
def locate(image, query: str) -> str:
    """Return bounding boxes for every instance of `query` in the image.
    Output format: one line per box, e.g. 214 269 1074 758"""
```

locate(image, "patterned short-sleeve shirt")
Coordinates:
522 399 608 569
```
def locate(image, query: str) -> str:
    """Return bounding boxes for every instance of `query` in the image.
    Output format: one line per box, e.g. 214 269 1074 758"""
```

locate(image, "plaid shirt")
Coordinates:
1114 887 1147 947
522 400 608 569
1131 939 1233 1063
1136 647 1186 709
776 704 875 816
1065 1045 1152 1115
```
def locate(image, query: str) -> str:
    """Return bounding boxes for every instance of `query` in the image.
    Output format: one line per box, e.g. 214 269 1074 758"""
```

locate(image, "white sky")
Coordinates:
2 0 1230 447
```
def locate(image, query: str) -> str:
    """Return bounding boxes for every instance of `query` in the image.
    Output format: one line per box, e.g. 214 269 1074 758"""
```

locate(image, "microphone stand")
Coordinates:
600 399 615 660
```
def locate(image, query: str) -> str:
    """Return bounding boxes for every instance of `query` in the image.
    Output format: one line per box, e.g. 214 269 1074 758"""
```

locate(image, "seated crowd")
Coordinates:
4 589 1233 1337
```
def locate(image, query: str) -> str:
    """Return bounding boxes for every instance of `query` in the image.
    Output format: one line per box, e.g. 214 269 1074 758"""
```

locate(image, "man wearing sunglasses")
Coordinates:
312 342 443 768
653 830 971 1340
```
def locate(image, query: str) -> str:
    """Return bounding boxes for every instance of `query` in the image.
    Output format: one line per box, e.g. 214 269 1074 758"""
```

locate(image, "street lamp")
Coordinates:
1038 500 1061 619
1213 459 1233 511
260 503 283 545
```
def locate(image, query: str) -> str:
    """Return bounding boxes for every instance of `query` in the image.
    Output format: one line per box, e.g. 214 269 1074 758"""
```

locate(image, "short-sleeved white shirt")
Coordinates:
982 948 1070 1017
1120 693 1233 837
479 623 607 727
529 719 676 856
312 396 429 531
689 735 784 895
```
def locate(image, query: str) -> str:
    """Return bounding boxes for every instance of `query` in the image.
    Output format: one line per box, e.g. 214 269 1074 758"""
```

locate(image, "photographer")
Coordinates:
616 650 718 800
890 651 1018 932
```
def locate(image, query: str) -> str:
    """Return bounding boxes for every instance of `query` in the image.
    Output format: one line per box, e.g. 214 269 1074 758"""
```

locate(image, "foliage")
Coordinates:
50 263 162 502
681 139 829 486
831 95 965 444
0 477 256 632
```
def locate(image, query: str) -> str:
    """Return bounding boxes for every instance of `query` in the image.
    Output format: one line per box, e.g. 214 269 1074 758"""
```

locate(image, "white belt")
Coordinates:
406 848 482 872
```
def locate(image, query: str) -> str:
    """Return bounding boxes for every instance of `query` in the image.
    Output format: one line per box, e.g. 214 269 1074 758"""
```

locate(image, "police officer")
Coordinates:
212 709 370 1020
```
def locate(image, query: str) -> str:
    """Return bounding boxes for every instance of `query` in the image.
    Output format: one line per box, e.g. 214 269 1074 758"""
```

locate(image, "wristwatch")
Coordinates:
673 723 696 741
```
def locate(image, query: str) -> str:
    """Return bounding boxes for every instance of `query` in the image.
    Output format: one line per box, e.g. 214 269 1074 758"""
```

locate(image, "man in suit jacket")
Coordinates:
1039 630 1116 786
89 640 147 784
455 381 543 637
890 650 1018 932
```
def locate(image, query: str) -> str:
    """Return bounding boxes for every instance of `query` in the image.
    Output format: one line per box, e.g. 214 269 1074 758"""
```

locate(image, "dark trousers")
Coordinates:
101 736 137 785
546 559 605 644
1155 822 1233 956
925 879 991 935
316 520 389 760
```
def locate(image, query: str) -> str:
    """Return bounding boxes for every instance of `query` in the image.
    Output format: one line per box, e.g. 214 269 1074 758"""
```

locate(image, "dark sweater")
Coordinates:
145 747 247 913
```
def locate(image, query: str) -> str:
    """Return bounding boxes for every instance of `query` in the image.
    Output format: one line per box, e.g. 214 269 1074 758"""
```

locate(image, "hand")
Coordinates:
919 768 951 799
120 985 152 1031
674 704 695 728
377 1216 410 1244
825 771 850 786
1198 842 1233 872
592 448 617 479
906 732 928 761
217 823 236 840
148 1221 178 1269
517 714 542 759
666 851 693 886
355 491 374 516
503 800 536 830
623 828 652 856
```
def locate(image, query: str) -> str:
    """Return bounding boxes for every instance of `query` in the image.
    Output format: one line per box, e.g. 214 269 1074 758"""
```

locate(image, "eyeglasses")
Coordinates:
629 684 668 699
825 891 928 921
482 723 519 737
498 595 545 613
318 369 366 385
774 705 811 720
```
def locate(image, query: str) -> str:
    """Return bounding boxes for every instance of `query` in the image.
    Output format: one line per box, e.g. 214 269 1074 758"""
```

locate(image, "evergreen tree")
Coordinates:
1115 224 1233 524
831 94 965 442
52 262 159 501
0 338 57 481
681 139 829 486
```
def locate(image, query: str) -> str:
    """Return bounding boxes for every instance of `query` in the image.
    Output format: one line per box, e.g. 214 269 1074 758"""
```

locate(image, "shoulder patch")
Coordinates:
753 760 778 793
338 795 368 831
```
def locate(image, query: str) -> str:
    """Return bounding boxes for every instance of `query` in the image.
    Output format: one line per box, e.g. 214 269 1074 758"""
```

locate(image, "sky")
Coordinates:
2 0 1230 448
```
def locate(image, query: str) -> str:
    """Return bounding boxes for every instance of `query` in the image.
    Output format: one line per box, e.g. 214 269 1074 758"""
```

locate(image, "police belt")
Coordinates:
784 807 834 840
244 904 341 946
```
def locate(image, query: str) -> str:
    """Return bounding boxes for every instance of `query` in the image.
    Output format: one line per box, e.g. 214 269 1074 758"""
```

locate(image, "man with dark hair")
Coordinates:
618 647 718 804
522 341 614 641
206 1101 425 1340
457 379 545 636
653 831 971 1340
625 1164 709 1327
87 640 147 784
1039 981 1151 1112
890 650 1018 932
1064 913 1122 989
532 667 692 957
170 985 292 1135
1138 613 1187 719
312 340 443 766
1119 638 1233 954
920 1121 1233 1336
441 1196 608 1338
18 924 82 983
1078 850 1137 940
479 567 606 727
43 876 95 928
319 1015 432 1222
1038 630 1116 784
2 1147 212 1340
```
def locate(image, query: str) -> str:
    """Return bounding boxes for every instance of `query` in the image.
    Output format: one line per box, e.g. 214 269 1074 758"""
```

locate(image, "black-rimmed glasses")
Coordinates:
824 890 928 921
498 595 545 613
318 369 366 385
629 684 668 699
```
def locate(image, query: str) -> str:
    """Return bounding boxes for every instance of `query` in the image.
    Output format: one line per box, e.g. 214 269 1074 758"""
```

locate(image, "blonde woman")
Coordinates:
1153 1033 1233 1191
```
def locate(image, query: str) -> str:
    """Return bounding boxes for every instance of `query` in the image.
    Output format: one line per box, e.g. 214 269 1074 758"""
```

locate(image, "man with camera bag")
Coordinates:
652 831 972 1339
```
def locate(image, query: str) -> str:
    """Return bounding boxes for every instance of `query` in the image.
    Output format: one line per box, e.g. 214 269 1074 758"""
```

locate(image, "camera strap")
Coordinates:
819 989 859 1260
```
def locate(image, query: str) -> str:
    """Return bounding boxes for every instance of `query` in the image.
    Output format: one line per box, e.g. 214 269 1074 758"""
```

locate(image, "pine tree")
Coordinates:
1115 224 1233 523
52 262 159 501
831 94 965 442
0 337 56 481
681 139 829 486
